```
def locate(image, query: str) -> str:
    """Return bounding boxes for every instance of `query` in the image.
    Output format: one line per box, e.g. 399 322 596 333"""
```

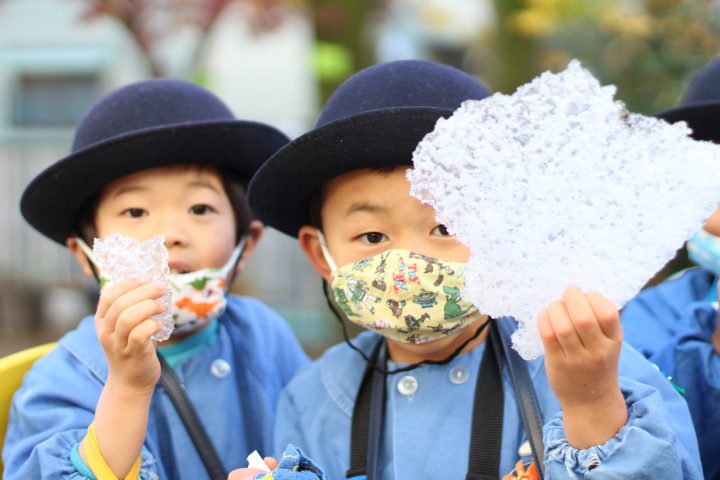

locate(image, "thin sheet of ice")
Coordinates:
408 60 720 359
93 233 173 342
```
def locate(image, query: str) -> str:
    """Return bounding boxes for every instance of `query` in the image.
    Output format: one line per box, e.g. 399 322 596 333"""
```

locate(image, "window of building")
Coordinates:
12 74 98 127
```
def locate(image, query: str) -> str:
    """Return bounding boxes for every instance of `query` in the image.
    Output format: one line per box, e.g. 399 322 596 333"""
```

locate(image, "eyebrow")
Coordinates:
111 181 221 198
345 202 388 217
112 185 147 198
187 181 222 194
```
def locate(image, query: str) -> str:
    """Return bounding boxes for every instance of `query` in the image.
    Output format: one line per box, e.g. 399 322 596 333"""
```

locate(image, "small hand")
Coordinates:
228 457 278 480
95 278 167 396
538 286 627 448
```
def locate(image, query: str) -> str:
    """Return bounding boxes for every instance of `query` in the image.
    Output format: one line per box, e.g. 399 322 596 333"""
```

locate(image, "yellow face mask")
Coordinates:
320 236 481 344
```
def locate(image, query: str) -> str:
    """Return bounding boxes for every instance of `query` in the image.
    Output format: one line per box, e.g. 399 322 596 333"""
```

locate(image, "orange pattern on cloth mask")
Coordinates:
174 297 221 318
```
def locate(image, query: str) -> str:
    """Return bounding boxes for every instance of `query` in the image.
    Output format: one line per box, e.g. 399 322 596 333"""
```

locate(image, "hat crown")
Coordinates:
72 79 235 152
681 58 720 106
316 60 491 128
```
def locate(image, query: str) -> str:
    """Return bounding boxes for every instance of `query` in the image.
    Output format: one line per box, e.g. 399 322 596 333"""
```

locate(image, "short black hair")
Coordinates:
74 165 253 245
308 186 324 232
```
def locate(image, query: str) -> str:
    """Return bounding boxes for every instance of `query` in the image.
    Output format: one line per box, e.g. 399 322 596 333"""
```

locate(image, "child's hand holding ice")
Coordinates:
538 286 627 448
95 277 167 394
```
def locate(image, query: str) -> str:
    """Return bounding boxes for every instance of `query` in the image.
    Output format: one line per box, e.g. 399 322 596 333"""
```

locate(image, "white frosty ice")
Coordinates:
408 60 720 359
93 233 173 342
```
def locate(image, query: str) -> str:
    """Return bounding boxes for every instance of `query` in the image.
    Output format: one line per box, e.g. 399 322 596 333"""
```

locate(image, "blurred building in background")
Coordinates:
1 0 719 356
0 0 329 355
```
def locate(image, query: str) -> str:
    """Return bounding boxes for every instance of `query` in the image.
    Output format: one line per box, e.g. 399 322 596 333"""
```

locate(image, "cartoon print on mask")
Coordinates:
372 252 389 292
409 252 455 286
367 317 394 331
334 287 359 317
353 257 374 272
392 256 421 293
430 322 463 336
347 279 381 314
443 285 473 320
398 312 433 344
413 289 439 308
402 312 431 332
189 276 216 290
329 248 479 344
387 299 406 317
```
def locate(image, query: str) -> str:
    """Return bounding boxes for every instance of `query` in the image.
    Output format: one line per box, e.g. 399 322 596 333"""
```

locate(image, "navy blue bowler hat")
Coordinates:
21 79 290 244
248 60 491 238
657 58 720 141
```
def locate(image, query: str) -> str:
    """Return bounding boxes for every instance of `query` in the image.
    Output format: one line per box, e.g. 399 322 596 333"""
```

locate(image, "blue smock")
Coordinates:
3 296 309 479
622 267 720 479
274 330 702 479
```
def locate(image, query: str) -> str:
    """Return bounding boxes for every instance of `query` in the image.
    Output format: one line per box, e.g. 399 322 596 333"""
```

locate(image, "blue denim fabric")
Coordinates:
254 444 325 480
622 267 720 479
274 329 702 479
2 296 309 480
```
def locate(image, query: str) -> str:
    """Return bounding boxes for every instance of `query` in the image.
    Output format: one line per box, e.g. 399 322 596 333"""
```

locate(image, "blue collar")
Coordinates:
158 319 220 368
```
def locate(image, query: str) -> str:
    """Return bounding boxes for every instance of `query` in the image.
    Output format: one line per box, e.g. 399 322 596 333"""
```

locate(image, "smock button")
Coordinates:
449 366 469 385
397 375 418 396
210 359 231 378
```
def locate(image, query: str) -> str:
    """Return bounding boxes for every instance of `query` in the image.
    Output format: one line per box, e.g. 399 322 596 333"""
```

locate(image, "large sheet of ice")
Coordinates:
408 60 720 359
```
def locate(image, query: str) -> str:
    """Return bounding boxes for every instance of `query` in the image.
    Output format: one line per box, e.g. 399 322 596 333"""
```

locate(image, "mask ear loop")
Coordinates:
75 237 102 282
316 231 338 272
218 237 248 291
321 278 491 375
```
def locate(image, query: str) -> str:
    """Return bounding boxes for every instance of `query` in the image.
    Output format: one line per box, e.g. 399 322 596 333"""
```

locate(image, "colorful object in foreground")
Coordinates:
247 450 271 472
502 460 539 480
409 59 720 359
254 445 325 480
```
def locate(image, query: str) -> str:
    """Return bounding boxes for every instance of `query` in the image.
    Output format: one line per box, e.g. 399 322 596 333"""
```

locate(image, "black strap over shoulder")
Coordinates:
348 318 546 480
157 353 227 480
466 322 503 480
347 338 387 479
492 319 545 478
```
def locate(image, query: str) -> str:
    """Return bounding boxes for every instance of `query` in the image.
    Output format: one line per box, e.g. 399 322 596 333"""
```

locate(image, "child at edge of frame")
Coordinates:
230 59 703 480
2 79 309 480
621 56 720 480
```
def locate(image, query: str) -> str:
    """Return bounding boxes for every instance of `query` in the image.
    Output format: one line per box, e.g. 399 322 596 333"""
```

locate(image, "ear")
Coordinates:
298 225 332 282
66 237 96 278
235 220 264 272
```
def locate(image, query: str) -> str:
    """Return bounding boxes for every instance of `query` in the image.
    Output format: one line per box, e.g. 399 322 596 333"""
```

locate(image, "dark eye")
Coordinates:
189 204 212 215
360 232 387 245
122 208 147 218
431 224 450 236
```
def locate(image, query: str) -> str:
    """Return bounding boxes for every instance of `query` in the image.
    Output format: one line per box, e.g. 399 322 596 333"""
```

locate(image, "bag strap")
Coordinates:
157 353 227 480
491 318 545 479
465 322 504 479
348 329 505 480
347 338 386 479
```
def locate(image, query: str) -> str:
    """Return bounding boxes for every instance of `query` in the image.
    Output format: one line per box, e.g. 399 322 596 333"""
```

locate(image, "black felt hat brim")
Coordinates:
248 106 453 238
21 120 288 244
656 101 720 142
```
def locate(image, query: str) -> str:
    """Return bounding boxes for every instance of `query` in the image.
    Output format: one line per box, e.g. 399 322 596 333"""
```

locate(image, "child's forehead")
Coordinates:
99 165 224 198
321 166 434 217
104 165 222 190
